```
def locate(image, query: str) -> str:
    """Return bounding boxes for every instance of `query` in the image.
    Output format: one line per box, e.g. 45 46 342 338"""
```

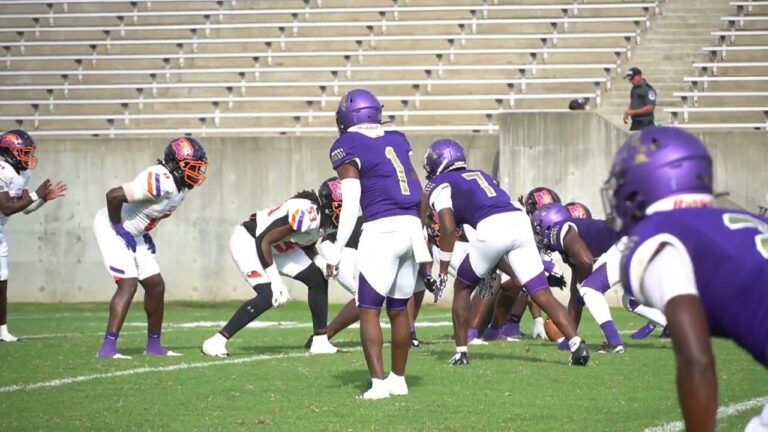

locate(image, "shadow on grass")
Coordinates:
330 368 425 391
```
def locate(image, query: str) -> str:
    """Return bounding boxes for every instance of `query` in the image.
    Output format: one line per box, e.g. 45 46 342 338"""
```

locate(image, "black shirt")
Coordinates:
629 80 657 122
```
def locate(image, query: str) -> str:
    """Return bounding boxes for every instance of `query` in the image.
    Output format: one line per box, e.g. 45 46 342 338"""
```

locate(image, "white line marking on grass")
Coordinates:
645 396 768 432
0 350 334 394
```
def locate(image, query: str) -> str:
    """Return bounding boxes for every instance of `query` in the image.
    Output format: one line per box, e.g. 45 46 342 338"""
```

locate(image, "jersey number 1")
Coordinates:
723 213 768 258
385 146 410 195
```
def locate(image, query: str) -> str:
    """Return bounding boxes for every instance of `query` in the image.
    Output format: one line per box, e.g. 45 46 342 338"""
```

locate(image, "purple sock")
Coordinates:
468 327 479 341
147 331 162 350
103 331 118 349
409 326 416 333
600 321 623 346
482 326 499 341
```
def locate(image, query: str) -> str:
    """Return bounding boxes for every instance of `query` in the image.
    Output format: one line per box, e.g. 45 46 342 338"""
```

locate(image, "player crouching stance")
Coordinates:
0 130 66 342
202 191 338 357
604 127 768 431
94 137 207 359
423 139 589 366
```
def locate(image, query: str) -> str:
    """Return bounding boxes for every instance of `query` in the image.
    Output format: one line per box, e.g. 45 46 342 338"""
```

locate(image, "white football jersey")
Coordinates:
0 160 33 231
116 164 190 237
253 198 322 254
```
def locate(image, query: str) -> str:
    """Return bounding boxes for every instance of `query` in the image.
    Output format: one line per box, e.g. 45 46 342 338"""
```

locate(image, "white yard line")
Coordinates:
0 350 329 394
644 396 768 432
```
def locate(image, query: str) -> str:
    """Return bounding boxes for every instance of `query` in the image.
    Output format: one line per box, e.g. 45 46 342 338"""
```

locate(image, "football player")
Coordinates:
603 126 768 430
424 139 589 366
202 190 338 357
324 89 431 399
94 137 207 358
565 201 668 341
0 130 66 343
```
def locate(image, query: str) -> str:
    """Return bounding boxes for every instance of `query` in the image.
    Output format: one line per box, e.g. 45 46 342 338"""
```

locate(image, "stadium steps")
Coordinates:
597 0 732 127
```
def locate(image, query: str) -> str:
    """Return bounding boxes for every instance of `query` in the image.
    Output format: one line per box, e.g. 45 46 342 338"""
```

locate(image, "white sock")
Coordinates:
568 336 583 352
0 324 8 336
456 346 467 353
533 317 544 326
580 287 613 325
370 378 386 390
313 334 329 344
632 304 667 327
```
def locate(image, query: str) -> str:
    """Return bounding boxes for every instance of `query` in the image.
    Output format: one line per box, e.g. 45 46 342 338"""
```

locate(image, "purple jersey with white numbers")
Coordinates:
329 130 421 222
545 218 619 258
622 208 768 366
425 169 516 228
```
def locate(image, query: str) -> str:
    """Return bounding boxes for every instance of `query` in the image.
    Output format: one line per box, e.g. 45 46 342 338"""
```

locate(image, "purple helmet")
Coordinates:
423 139 467 180
335 89 382 133
531 203 571 249
602 127 713 234
565 201 592 219
523 186 562 215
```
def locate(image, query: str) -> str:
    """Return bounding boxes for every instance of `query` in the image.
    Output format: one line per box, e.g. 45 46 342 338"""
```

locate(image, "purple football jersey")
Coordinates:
329 130 421 222
425 169 516 228
545 218 619 258
622 208 768 367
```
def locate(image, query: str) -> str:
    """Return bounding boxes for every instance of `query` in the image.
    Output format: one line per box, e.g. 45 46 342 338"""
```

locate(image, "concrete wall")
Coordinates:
6 133 497 302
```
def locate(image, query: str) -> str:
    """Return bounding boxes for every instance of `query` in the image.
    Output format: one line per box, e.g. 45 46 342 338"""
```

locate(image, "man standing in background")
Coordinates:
623 67 657 131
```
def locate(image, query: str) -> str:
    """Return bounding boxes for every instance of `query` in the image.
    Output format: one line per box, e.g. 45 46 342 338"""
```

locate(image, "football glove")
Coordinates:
113 224 137 252
433 273 448 303
271 280 290 308
547 272 567 290
421 272 437 293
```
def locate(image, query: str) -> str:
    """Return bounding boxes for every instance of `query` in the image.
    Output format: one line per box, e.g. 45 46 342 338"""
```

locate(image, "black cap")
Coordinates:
624 67 642 80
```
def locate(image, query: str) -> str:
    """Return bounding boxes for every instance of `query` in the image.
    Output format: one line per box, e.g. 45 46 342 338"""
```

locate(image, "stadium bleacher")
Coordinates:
0 0 764 134
0 0 658 135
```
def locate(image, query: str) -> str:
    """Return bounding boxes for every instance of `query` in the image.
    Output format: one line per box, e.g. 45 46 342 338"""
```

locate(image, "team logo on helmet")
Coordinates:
327 178 342 201
1 133 22 148
534 191 555 206
170 137 195 160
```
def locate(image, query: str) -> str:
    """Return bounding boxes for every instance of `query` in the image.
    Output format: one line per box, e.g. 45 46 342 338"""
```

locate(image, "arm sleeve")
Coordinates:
639 243 698 312
334 178 361 249
428 183 453 212
22 198 44 214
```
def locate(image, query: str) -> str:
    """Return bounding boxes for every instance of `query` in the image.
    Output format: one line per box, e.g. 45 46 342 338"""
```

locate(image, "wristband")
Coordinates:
265 264 282 283
29 192 39 201
438 249 453 262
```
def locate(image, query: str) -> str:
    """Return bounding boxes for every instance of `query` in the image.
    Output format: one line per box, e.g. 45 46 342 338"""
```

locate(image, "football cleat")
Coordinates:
469 337 488 346
357 379 390 400
449 352 470 366
384 373 409 396
309 335 339 354
303 334 314 349
145 346 182 356
630 322 657 340
410 337 421 348
0 333 19 343
201 334 229 358
96 349 132 360
598 342 626 354
569 341 590 366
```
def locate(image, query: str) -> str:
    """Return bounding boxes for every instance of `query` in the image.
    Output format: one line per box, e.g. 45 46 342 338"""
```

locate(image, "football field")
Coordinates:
1 302 766 431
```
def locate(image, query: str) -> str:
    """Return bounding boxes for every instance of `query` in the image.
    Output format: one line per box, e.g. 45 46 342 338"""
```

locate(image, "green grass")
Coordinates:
1 302 766 431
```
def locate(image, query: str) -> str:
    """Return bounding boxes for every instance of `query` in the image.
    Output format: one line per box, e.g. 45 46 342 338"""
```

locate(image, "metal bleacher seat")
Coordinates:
0 0 658 135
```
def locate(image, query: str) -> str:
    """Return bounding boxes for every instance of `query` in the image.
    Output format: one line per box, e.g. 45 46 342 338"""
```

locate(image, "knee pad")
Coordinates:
294 264 328 291
252 282 274 301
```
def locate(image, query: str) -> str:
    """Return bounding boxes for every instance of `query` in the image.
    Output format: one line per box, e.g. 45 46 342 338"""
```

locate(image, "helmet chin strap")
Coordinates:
645 193 715 215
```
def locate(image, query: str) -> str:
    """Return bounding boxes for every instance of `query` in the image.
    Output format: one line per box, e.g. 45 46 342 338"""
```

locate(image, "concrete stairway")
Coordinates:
598 0 732 128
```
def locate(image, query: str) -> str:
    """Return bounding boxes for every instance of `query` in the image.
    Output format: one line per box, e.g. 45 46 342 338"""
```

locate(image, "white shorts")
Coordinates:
229 225 313 287
0 229 8 281
336 246 359 295
463 211 543 287
430 241 470 278
594 242 622 288
93 208 159 281
356 215 420 301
